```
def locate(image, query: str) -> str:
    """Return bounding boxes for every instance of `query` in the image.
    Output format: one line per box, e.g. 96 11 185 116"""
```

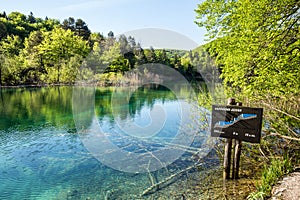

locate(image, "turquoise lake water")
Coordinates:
0 86 219 199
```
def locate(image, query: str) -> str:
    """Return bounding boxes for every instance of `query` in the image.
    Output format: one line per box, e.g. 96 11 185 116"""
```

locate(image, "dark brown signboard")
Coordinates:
211 105 263 143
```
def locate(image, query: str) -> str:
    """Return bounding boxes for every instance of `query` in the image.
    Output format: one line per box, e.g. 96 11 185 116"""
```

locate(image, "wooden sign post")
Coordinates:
211 98 263 179
233 102 242 179
224 98 235 179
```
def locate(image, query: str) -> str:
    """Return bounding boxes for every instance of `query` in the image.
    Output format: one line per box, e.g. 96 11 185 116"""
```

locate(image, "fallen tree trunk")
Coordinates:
141 163 202 196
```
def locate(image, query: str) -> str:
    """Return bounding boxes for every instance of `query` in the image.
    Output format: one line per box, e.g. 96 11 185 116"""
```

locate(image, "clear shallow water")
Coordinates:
0 86 218 199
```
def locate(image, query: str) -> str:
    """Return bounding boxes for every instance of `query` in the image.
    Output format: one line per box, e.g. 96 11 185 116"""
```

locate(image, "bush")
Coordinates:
247 157 293 199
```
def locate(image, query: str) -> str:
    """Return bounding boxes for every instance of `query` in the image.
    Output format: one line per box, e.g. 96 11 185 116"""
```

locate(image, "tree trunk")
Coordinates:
0 68 2 86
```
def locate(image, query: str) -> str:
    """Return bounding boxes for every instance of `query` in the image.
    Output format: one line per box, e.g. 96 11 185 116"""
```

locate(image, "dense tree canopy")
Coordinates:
38 27 90 83
196 0 299 137
195 0 300 171
61 17 91 40
0 11 204 86
195 0 300 99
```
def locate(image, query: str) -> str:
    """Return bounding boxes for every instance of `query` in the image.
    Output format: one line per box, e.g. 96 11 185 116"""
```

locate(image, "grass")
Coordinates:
247 156 293 200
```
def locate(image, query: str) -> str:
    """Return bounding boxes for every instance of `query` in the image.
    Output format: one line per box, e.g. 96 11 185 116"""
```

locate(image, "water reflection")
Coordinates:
0 86 211 199
73 84 200 173
0 85 179 130
0 87 74 131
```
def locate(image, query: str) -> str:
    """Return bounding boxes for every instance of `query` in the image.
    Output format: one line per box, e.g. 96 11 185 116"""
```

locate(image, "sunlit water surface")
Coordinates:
0 86 221 199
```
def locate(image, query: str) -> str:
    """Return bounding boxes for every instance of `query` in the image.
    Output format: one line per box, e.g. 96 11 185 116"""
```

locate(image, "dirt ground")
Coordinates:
271 168 300 200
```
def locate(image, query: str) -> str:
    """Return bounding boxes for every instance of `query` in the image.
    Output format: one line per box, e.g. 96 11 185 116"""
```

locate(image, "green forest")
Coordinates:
0 11 205 86
196 0 299 198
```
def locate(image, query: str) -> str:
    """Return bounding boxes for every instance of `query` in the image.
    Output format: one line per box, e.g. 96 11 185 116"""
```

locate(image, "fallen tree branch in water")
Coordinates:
141 163 202 196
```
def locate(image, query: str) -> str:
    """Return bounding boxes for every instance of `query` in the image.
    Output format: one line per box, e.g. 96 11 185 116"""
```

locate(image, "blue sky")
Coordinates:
2 0 206 49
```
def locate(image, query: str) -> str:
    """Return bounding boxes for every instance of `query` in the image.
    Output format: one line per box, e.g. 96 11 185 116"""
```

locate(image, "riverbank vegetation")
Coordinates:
247 157 293 199
0 11 204 86
195 0 299 198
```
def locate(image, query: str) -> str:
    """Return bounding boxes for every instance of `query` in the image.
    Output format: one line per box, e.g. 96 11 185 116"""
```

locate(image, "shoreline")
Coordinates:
271 167 300 200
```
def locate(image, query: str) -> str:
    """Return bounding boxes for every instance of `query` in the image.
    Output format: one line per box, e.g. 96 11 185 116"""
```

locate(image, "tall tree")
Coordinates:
0 52 5 86
128 36 136 48
108 31 114 38
156 49 169 66
195 0 300 98
27 12 36 24
41 17 60 31
62 18 91 40
195 0 300 145
0 11 7 19
101 41 121 66
0 35 23 85
1 35 23 56
22 30 44 83
0 21 7 40
118 34 135 68
75 18 91 40
145 46 157 63
134 43 147 66
118 34 131 54
62 17 75 31
38 27 90 83
88 32 104 47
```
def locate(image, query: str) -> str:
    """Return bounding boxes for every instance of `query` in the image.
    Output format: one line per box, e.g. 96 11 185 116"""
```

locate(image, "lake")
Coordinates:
0 85 221 199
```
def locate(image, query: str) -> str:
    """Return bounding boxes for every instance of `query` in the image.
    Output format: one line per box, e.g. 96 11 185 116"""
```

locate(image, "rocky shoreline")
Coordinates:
271 167 300 200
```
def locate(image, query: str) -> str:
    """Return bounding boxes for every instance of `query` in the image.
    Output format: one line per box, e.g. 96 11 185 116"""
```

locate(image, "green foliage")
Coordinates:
0 35 24 85
0 14 89 85
247 157 293 199
0 11 204 86
144 46 157 63
21 30 44 84
195 0 300 154
247 191 265 200
195 0 300 99
37 27 90 83
1 35 23 55
107 57 130 74
101 40 121 66
196 2 299 197
61 17 91 40
0 21 7 40
134 43 147 66
0 11 59 41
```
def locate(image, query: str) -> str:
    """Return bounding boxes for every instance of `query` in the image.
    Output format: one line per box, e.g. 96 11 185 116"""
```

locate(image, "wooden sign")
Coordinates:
211 105 263 143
